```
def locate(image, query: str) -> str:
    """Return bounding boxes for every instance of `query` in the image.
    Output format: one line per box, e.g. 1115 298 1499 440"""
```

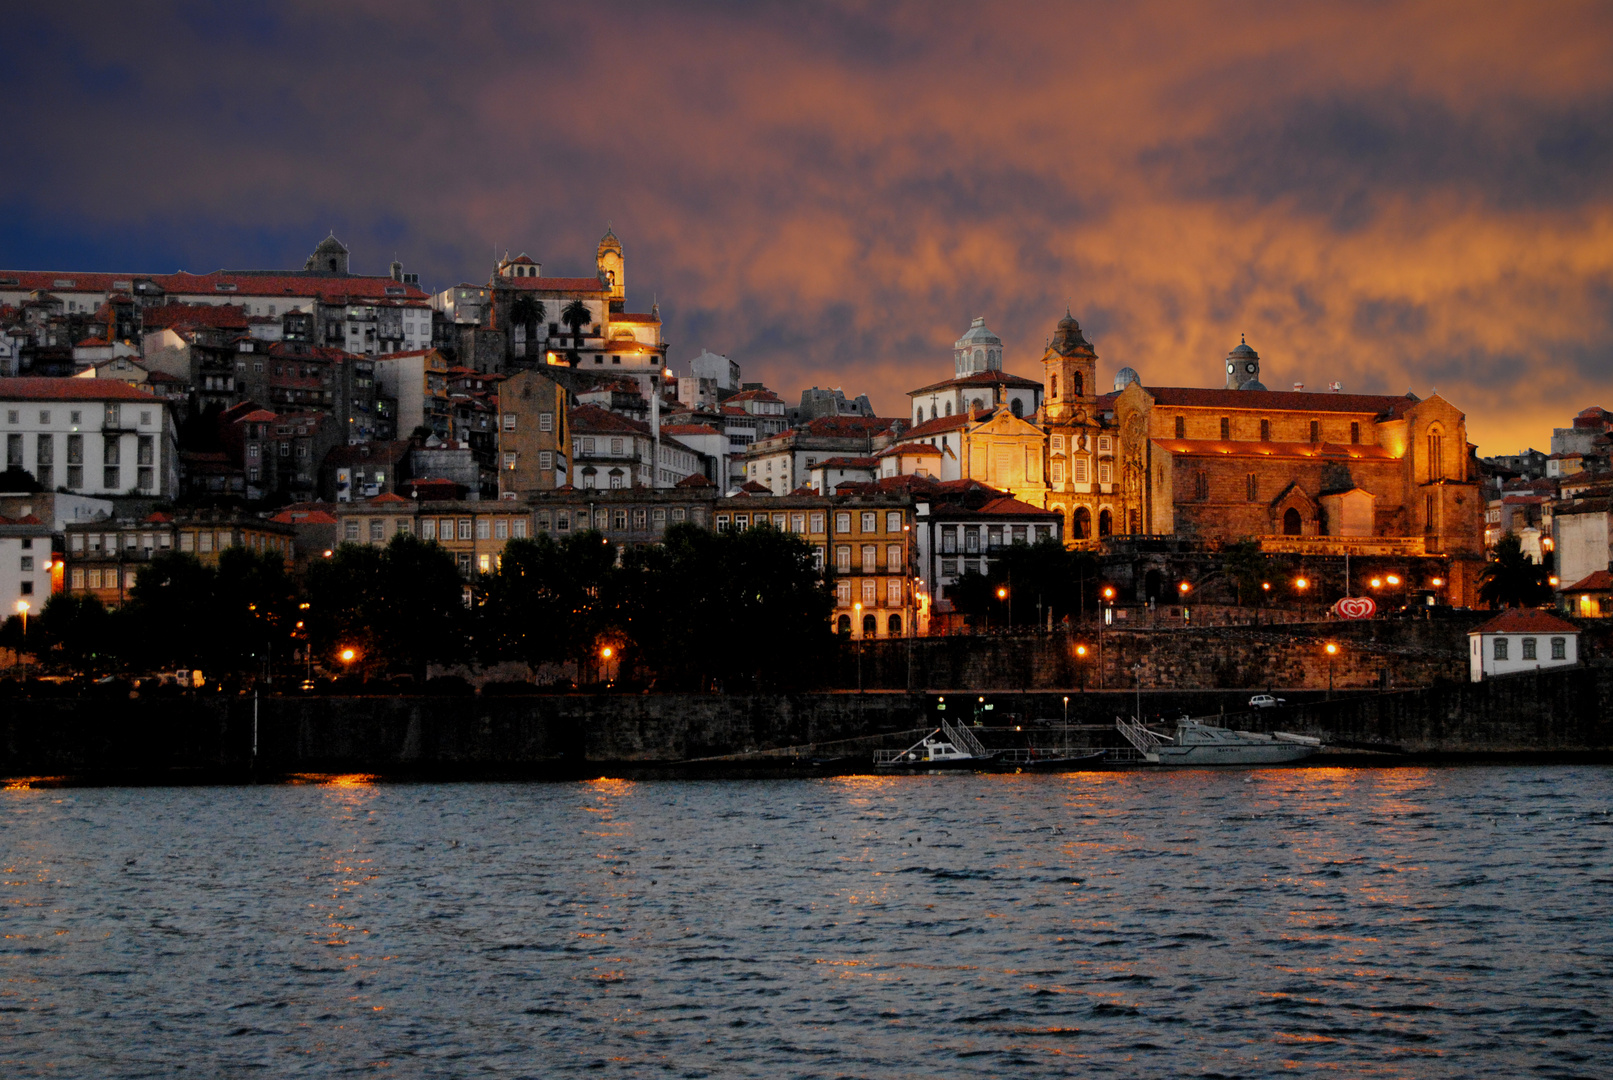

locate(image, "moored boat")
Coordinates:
1117 715 1322 765
874 721 1000 771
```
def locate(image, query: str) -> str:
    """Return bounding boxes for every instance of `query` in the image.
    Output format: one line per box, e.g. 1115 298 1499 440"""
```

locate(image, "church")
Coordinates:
885 311 1487 602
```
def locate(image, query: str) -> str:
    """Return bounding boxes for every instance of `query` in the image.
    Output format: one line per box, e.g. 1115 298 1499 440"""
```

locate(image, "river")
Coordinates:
2 767 1610 1077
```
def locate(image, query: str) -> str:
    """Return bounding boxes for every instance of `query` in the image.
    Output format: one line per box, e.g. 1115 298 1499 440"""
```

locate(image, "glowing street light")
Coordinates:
340 648 357 664
600 646 613 660
1431 577 1444 588
15 600 29 686
1324 640 1339 698
1369 577 1383 589
1294 577 1309 591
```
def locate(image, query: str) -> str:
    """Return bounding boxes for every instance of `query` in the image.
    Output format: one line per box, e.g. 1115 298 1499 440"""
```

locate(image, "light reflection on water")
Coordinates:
2 767 1611 1078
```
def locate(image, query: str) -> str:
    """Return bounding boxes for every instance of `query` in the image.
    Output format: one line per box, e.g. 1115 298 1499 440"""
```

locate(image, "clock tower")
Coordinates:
1042 310 1097 421
1225 335 1262 390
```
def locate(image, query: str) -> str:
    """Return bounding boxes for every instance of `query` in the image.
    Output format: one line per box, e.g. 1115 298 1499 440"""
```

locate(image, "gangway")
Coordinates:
942 720 989 757
1115 715 1169 759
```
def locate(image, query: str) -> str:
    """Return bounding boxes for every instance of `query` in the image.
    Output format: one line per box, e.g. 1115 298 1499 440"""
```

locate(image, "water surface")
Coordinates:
3 768 1611 1077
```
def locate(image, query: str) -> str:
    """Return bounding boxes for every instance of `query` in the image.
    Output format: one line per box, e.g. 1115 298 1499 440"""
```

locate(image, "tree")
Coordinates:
561 298 591 337
0 466 41 493
947 537 1097 627
121 552 223 669
509 294 546 356
1478 532 1552 609
1222 539 1269 606
31 592 113 672
306 533 468 677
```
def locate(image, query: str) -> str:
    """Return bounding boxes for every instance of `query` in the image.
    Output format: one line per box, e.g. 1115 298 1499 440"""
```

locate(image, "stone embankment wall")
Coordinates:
840 618 1479 691
1 664 1610 780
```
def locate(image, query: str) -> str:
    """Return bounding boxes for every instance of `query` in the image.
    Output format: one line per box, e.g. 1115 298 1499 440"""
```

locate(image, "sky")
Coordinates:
4 1 1612 454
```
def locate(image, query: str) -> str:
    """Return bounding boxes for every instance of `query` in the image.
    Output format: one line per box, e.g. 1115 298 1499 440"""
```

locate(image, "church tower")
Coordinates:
953 317 1003 378
596 227 625 310
1041 310 1097 421
1225 335 1263 390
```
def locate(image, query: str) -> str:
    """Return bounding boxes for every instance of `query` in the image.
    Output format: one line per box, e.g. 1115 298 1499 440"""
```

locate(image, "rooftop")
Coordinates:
1468 609 1581 636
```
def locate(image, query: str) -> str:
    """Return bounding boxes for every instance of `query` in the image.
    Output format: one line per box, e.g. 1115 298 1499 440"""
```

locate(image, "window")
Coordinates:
1551 637 1566 660
837 581 851 607
886 511 902 533
421 519 437 540
836 546 851 573
199 532 213 553
539 412 553 432
633 508 647 528
811 512 825 532
4 434 18 467
71 568 84 589
1219 417 1230 440
458 519 472 540
1427 427 1444 479
557 511 571 532
1174 416 1185 438
1195 470 1210 501
1074 458 1088 483
888 579 902 606
440 518 455 539
104 466 120 488
368 520 383 541
470 518 487 540
790 513 804 533
396 519 412 536
512 519 527 538
88 568 101 589
20 555 32 572
835 512 851 532
861 545 877 573
103 438 120 466
673 508 687 523
1051 435 1064 452
479 553 491 574
1051 461 1065 484
861 512 877 533
105 404 119 426
495 519 509 540
887 545 902 572
1522 638 1537 660
1494 637 1508 660
502 413 516 431
1259 419 1270 441
1098 461 1112 484
1097 436 1112 453
1351 422 1361 445
614 510 628 529
965 528 979 553
1247 473 1258 501
1310 420 1320 443
942 527 957 554
457 554 472 577
861 579 877 605
611 438 623 455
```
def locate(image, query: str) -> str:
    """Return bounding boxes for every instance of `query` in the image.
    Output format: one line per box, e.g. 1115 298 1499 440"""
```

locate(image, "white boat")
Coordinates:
1116 715 1322 765
873 721 1000 771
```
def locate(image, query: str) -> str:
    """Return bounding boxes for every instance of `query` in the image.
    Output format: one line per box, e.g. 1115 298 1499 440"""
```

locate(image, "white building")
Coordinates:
690 349 741 391
1 379 178 497
0 514 54 619
1467 609 1580 682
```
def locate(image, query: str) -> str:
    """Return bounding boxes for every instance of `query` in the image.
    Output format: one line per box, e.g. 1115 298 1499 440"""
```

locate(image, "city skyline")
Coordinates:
3 3 1611 455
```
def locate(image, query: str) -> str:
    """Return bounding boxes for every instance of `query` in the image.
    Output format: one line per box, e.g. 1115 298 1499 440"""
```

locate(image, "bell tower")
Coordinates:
1225 335 1261 390
1041 310 1097 421
596 227 625 308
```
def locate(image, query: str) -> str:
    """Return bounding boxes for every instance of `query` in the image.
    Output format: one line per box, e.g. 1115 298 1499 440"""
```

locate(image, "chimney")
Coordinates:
1292 382 1305 392
1329 381 1343 393
390 261 403 282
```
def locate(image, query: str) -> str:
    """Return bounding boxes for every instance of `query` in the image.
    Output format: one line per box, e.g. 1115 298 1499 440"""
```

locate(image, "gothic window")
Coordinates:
1260 419 1271 441
1310 420 1320 443
1175 415 1185 438
1427 426 1444 480
1246 473 1258 501
1194 470 1209 500
1011 399 1023 418
1098 508 1112 537
1219 417 1230 440
1073 507 1091 539
1072 373 1082 396
1283 508 1302 535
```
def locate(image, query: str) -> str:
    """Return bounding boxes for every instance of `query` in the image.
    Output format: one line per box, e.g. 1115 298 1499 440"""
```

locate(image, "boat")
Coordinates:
874 721 1000 771
993 748 1108 772
1116 715 1322 765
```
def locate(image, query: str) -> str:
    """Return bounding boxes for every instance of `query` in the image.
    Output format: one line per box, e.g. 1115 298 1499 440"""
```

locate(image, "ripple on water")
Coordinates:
1 767 1610 1078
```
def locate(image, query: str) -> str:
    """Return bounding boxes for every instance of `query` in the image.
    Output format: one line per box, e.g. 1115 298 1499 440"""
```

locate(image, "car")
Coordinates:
1248 694 1286 709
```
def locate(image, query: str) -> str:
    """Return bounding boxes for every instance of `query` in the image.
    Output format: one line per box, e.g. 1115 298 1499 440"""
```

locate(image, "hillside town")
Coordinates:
0 231 1601 684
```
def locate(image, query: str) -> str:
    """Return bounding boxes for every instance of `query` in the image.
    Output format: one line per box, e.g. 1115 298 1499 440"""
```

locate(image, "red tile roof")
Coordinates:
675 473 714 487
0 377 159 401
270 509 339 525
368 492 411 504
908 370 1044 395
0 270 429 304
799 415 903 438
141 303 252 330
898 413 971 439
726 388 782 403
1144 386 1419 417
661 423 722 437
736 480 773 494
1563 570 1613 593
815 456 878 469
571 403 651 436
1469 609 1580 636
878 442 943 458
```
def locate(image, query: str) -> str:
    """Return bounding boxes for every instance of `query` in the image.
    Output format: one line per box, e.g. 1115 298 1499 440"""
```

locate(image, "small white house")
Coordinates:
1468 609 1581 682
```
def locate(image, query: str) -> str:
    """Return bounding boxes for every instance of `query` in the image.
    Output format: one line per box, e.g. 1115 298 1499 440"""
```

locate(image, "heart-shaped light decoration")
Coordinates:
1333 596 1376 620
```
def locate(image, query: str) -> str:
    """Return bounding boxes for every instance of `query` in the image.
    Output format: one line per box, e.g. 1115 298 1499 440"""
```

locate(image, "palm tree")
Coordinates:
561 299 592 339
1478 532 1552 609
509 294 545 358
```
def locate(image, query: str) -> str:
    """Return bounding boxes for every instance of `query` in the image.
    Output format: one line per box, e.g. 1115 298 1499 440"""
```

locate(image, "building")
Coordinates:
0 513 55 618
795 386 875 424
373 348 450 439
690 349 741 392
909 479 1064 615
529 486 717 548
1550 491 1612 590
332 495 532 579
570 404 655 490
322 441 412 502
1 378 179 497
496 368 571 498
1560 570 1613 618
714 490 918 639
743 415 904 495
63 510 295 607
1467 609 1580 682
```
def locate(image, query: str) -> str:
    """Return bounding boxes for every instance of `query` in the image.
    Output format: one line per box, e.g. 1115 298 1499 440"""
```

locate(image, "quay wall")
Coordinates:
2 664 1611 779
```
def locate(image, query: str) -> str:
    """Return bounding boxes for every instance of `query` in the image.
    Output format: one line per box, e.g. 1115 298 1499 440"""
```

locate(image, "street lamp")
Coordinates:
15 600 29 687
1178 581 1191 623
853 601 864 694
996 585 1010 629
1075 643 1089 691
1099 586 1115 688
1324 641 1339 699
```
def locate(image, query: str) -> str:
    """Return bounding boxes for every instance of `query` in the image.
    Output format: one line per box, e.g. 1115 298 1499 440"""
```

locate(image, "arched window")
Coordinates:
945 401 953 416
862 613 877 636
1051 374 1059 399
1283 507 1303 535
1072 372 1083 397
887 614 902 636
836 614 851 635
1426 425 1444 481
918 407 926 422
1098 508 1112 537
1011 399 1023 418
971 398 984 412
1073 507 1092 539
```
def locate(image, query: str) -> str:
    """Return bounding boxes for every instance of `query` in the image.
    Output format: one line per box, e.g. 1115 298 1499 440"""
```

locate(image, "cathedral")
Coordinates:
887 311 1486 602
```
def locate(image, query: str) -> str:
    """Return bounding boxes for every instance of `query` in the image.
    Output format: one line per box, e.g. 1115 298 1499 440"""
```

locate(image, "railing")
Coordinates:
1115 716 1168 755
941 720 988 757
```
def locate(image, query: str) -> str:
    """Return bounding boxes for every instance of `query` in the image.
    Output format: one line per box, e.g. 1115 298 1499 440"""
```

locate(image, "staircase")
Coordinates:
942 720 989 757
1115 716 1168 756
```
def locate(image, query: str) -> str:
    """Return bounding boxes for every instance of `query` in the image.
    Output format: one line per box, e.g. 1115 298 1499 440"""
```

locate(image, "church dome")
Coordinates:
1113 366 1140 391
955 316 1002 348
1050 310 1096 358
597 226 622 256
1238 378 1268 391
